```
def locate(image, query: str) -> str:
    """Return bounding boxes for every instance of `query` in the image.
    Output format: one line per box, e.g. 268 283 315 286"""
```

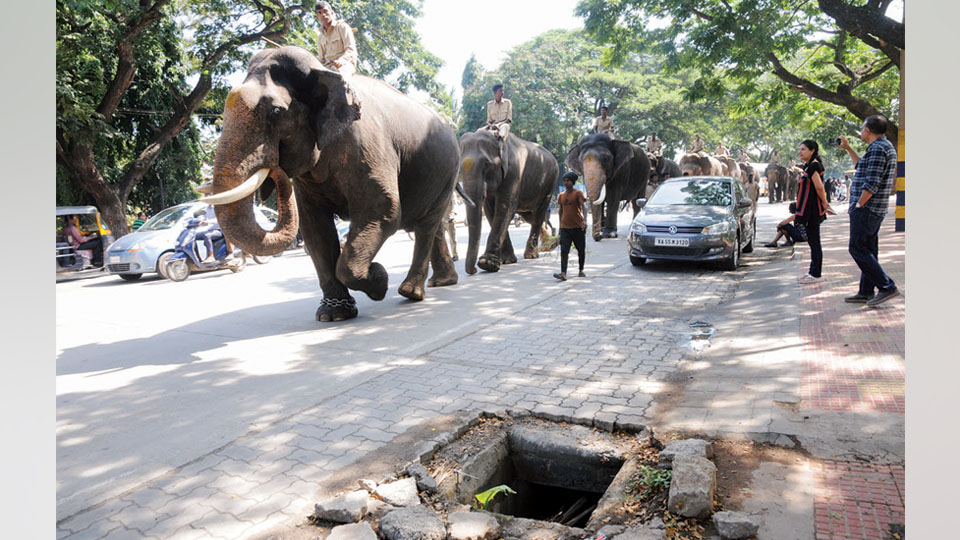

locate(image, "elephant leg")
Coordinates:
335 191 398 302
591 203 604 241
398 219 441 301
296 192 357 322
478 195 513 272
427 223 458 288
602 193 619 238
500 232 518 265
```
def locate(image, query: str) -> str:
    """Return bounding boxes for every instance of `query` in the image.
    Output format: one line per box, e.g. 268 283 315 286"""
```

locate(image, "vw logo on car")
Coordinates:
669 225 678 235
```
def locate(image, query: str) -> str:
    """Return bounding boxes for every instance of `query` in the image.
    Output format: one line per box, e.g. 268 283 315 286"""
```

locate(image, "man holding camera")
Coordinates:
837 115 899 307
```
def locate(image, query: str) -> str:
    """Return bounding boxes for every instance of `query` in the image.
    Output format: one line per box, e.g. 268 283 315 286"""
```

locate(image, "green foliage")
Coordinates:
473 484 517 510
576 0 901 145
627 465 672 499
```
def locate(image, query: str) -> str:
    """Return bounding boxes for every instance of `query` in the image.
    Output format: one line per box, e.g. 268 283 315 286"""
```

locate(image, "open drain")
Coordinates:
687 321 715 351
432 419 627 529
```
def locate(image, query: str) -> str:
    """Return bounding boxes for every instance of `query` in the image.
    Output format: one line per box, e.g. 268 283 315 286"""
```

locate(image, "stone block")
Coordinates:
406 463 438 493
711 511 761 539
314 489 370 523
328 522 379 540
610 526 667 540
448 511 500 540
658 439 714 469
379 506 447 540
375 477 420 507
667 455 717 519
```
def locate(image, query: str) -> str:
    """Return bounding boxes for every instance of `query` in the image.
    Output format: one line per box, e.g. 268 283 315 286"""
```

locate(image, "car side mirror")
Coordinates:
738 197 753 208
635 198 647 208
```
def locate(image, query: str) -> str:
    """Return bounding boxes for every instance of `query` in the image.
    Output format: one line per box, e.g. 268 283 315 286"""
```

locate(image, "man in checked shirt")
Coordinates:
838 115 900 307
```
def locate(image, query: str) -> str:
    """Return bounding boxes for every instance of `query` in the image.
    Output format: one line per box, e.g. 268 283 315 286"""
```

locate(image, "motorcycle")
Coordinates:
162 218 246 281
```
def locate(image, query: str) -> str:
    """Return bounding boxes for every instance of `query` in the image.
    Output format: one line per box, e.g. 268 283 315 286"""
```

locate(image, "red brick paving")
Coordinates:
813 461 905 540
795 199 905 414
789 198 906 539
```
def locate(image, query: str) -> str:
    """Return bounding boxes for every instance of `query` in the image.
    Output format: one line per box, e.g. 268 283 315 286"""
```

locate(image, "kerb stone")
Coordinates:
406 463 438 493
667 455 717 519
379 506 447 540
448 511 500 540
610 526 666 540
314 489 371 523
327 522 378 540
711 511 761 539
658 439 714 469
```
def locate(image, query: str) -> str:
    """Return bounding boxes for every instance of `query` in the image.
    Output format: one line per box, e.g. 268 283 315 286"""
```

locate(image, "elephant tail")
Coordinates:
456 182 476 208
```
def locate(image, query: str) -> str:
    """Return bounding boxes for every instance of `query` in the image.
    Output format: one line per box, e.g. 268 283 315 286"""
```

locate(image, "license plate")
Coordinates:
655 237 690 247
108 256 121 264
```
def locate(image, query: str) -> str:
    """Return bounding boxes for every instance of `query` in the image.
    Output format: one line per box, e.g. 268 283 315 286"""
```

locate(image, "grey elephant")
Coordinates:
678 153 724 176
764 163 788 203
786 168 800 200
202 46 463 322
715 155 742 183
565 133 650 241
458 130 558 274
647 153 681 183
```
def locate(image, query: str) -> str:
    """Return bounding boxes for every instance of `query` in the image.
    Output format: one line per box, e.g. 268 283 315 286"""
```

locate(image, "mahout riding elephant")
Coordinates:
459 129 558 274
202 46 463 322
647 153 681 183
565 133 650 241
764 163 787 203
678 153 724 177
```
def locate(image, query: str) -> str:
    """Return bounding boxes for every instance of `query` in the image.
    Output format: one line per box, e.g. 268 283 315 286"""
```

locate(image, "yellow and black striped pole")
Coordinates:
896 131 904 231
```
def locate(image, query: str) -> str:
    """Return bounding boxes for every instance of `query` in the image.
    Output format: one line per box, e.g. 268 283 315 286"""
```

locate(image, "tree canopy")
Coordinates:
575 0 902 145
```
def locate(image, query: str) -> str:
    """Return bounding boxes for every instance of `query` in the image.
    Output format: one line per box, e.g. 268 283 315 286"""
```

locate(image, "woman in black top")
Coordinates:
795 139 835 282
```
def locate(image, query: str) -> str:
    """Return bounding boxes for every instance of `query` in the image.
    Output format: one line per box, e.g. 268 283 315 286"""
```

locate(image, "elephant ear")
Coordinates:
564 146 582 175
309 67 362 151
612 140 634 175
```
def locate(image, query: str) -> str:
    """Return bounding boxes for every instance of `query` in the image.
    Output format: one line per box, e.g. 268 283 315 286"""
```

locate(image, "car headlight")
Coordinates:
631 221 647 234
701 222 731 234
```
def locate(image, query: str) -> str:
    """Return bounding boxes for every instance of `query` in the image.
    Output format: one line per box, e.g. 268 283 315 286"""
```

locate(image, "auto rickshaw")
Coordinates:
56 206 114 280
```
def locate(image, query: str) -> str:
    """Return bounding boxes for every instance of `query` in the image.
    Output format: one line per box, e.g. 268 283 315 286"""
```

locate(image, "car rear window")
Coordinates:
649 179 732 206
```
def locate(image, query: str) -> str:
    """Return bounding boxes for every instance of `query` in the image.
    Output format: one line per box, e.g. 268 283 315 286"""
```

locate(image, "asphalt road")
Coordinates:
56 203 785 521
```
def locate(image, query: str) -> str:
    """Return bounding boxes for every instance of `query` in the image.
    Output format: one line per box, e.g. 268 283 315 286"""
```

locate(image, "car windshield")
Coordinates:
139 205 195 231
649 179 732 206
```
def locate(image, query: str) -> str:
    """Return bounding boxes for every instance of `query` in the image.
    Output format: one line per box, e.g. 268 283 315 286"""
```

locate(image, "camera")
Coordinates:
828 137 842 147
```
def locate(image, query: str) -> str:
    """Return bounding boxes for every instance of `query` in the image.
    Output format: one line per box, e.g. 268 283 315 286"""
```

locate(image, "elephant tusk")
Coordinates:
200 168 271 205
592 184 607 206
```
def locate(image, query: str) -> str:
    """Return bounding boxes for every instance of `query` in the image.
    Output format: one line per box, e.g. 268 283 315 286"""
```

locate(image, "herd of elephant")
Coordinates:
201 46 763 323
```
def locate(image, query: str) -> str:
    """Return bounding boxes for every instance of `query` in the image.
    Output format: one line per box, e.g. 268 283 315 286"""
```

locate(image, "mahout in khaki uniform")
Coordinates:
315 2 358 77
483 84 512 139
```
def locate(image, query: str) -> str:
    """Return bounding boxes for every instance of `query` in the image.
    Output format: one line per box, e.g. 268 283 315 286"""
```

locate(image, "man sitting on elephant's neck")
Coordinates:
315 2 357 77
688 134 705 155
644 133 662 156
715 142 729 157
592 106 615 136
484 84 512 140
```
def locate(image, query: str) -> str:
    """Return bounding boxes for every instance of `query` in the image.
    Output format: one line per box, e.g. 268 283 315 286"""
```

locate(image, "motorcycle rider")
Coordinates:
196 205 230 262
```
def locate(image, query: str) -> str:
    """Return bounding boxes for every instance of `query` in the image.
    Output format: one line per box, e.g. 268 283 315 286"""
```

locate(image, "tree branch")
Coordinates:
852 61 894 89
818 0 903 50
681 4 715 23
766 52 898 144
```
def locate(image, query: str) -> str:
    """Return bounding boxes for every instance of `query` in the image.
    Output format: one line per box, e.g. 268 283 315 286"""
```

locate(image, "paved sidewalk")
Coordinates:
794 200 905 540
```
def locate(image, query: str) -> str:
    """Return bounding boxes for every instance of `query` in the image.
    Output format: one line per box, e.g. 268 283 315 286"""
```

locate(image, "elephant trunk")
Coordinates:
582 158 606 203
213 168 299 257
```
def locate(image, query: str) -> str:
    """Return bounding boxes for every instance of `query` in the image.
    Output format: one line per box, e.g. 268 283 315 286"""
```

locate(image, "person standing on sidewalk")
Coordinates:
443 193 458 261
794 139 835 283
553 172 589 281
838 115 899 306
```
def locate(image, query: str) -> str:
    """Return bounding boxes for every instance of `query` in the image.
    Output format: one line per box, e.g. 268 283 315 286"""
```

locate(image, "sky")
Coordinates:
415 0 584 100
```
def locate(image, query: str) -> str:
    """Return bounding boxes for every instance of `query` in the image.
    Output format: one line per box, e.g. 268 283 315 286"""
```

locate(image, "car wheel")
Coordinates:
630 254 647 266
721 235 740 271
743 221 756 253
252 254 272 264
119 273 142 282
166 259 190 282
156 252 174 279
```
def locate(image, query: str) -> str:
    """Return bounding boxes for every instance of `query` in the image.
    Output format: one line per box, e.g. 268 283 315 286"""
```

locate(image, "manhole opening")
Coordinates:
434 419 626 529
